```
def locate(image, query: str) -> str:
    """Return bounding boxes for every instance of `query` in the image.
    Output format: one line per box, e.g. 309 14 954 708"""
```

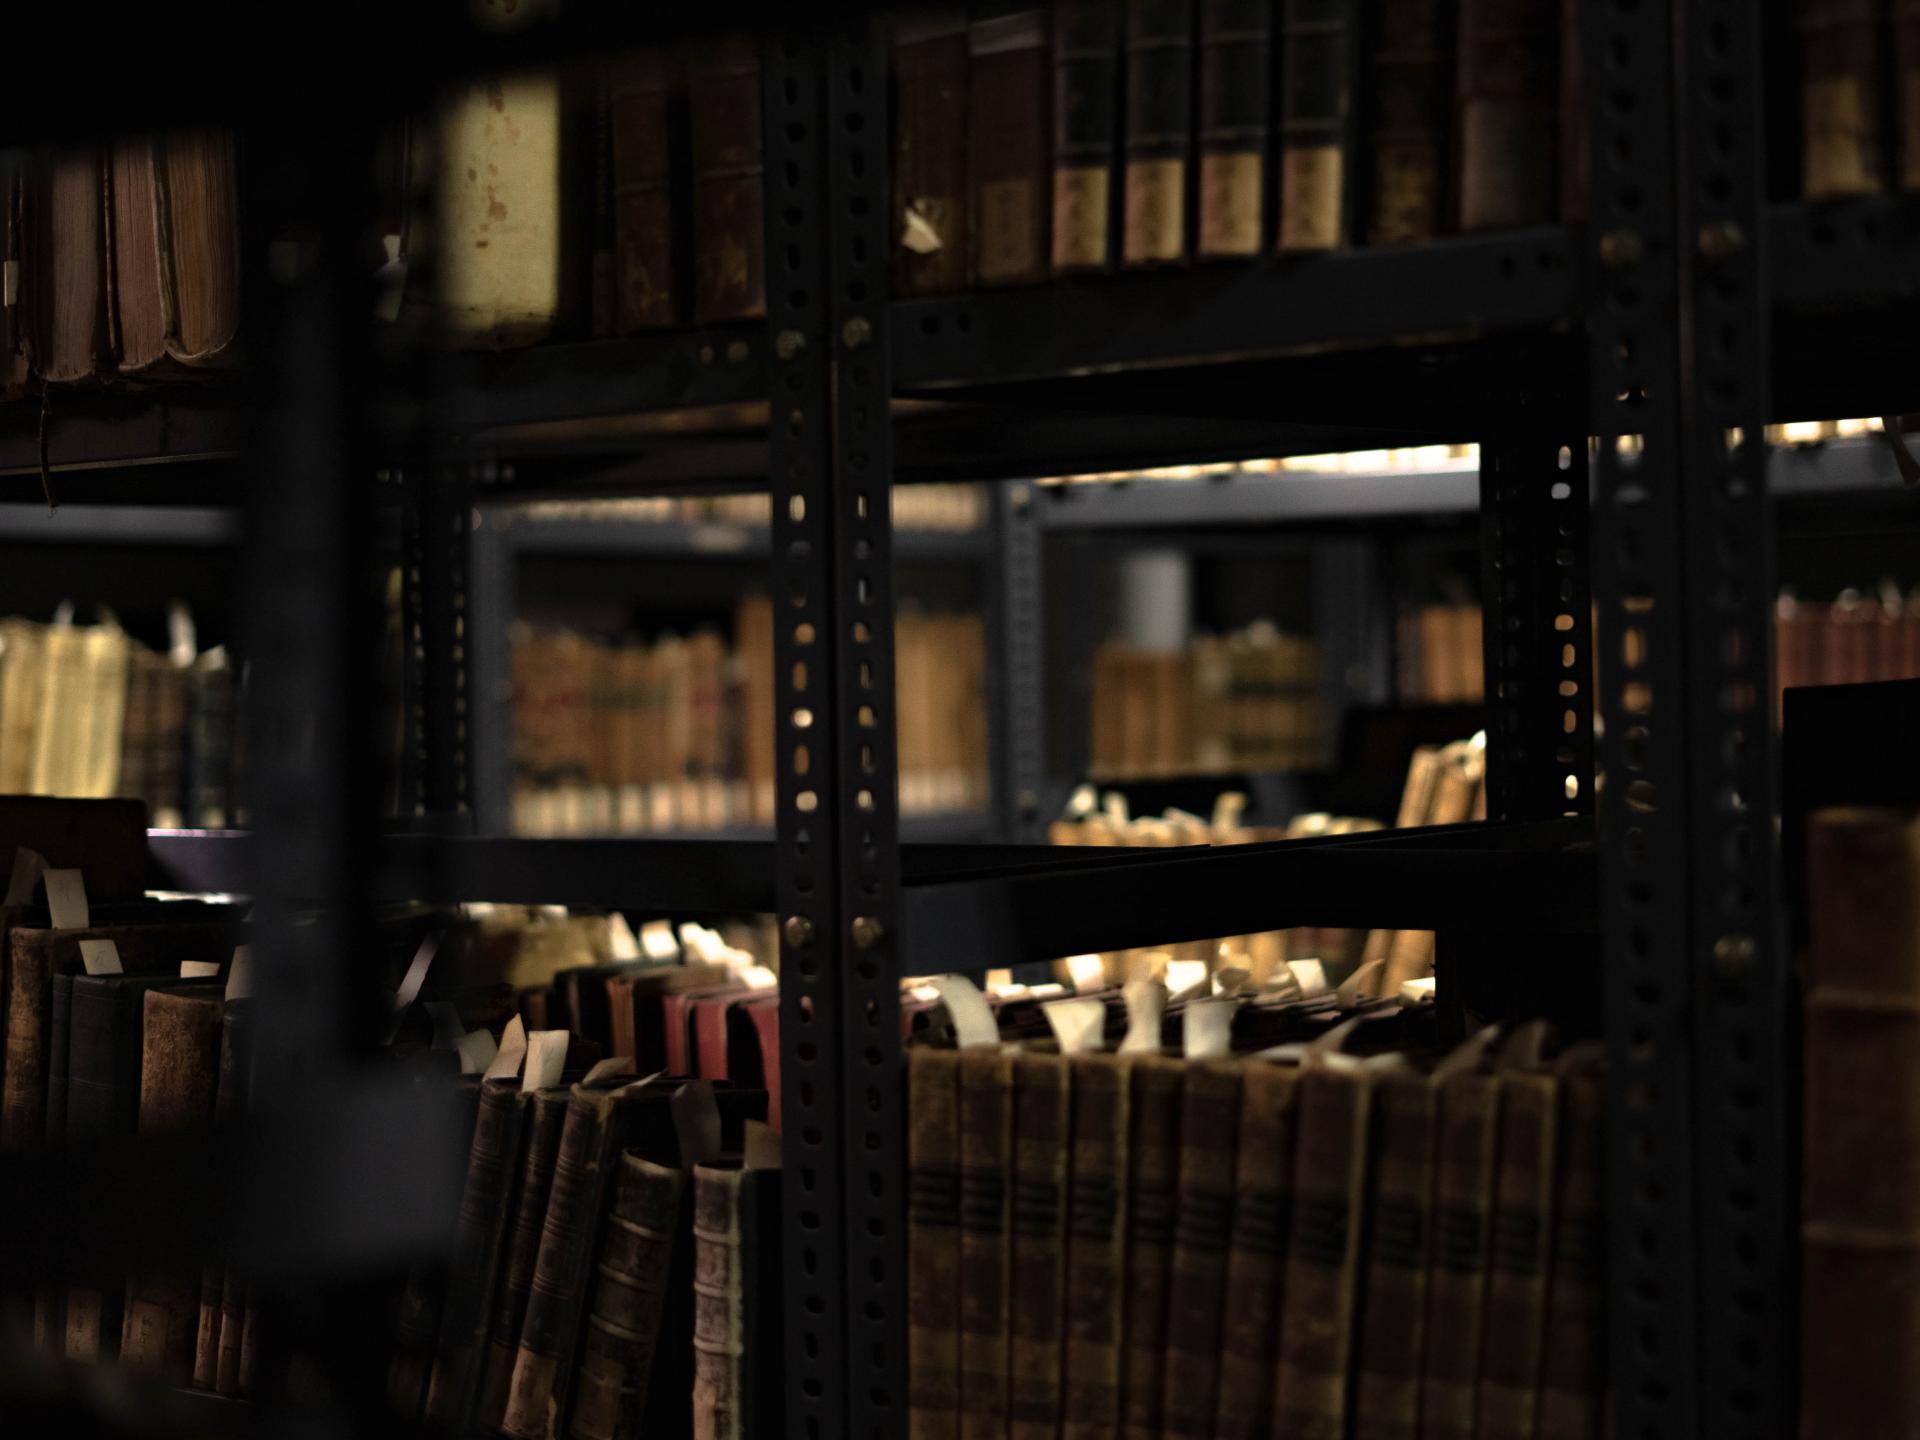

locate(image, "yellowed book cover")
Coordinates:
0 620 47 792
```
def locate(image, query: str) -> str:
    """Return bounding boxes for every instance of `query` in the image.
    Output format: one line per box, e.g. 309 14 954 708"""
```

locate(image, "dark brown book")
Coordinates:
158 131 242 364
1799 0 1892 200
688 35 766 323
1899 0 1920 190
1121 1053 1183 1440
1197 0 1270 259
476 1087 572 1433
45 972 72 1138
1271 1059 1372 1440
393 1076 486 1418
957 1045 1014 1440
1061 1052 1130 1440
689 1157 783 1440
1121 0 1194 266
1365 0 1452 244
1160 1059 1242 1440
1474 1064 1560 1439
569 1153 685 1440
970 6 1051 285
908 1046 963 1439
28 148 110 383
1276 0 1358 252
610 51 678 331
108 140 168 372
1213 1059 1302 1440
194 1001 248 1393
1801 808 1920 1435
1455 0 1559 229
1007 1050 1071 1440
1536 1049 1603 1440
1418 1053 1501 1440
894 7 973 294
1352 1062 1438 1440
1051 0 1122 272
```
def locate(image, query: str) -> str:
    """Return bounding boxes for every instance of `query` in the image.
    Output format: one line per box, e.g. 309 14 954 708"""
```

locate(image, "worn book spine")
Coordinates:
193 1000 249 1392
45 972 71 1138
1474 1069 1560 1440
970 6 1051 284
1418 1069 1501 1440
30 149 110 382
394 1079 486 1418
108 141 168 372
215 1269 246 1395
1277 0 1357 251
957 1045 1015 1440
157 130 242 364
610 51 678 331
477 1089 572 1432
1008 1051 1071 1440
1365 0 1451 244
1536 1061 1602 1440
1061 1052 1131 1440
1213 1061 1301 1440
1455 0 1559 228
1195 0 1272 258
691 1162 782 1440
908 1047 964 1439
1898 0 1920 190
1122 0 1195 265
1352 1071 1437 1440
568 1153 685 1440
1272 1063 1372 1440
895 7 973 294
1120 1054 1184 1440
1160 1060 1242 1440
1799 0 1892 199
1801 808 1920 1434
689 35 767 322
1051 0 1122 272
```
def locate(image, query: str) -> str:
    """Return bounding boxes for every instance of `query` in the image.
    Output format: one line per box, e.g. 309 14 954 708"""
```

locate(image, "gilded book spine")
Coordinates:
1277 0 1358 252
1052 0 1122 272
477 1090 571 1432
609 51 678 331
1060 1052 1131 1440
1197 0 1272 258
1122 0 1195 265
689 36 767 323
1418 1069 1501 1440
1455 0 1560 229
690 1162 781 1440
1364 0 1451 245
956 1046 1014 1440
969 8 1051 285
1536 1058 1603 1440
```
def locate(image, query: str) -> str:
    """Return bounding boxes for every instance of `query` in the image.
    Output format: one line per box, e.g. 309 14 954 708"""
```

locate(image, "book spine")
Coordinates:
1536 1064 1603 1440
610 51 679 331
1365 0 1452 245
1213 1062 1301 1440
908 1047 964 1438
44 972 70 1138
1160 1061 1242 1440
1418 1071 1501 1440
570 1153 685 1440
1008 1051 1071 1440
1277 0 1358 251
1122 0 1196 265
895 8 973 294
477 1090 571 1432
1455 0 1560 229
689 35 767 322
1052 0 1123 272
1352 1073 1437 1440
3 929 54 1147
1475 1070 1560 1439
31 149 110 382
1272 1064 1372 1440
957 1045 1015 1440
1060 1052 1131 1440
156 129 243 364
1196 0 1272 258
1800 0 1893 199
1899 0 1920 190
193 1003 249 1392
970 7 1052 285
1121 1054 1184 1440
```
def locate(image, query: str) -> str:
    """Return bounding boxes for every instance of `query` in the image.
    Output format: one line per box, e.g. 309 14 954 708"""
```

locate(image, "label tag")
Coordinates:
1042 996 1106 1055
1183 997 1236 1060
580 1056 635 1087
44 869 89 930
485 1016 529 1081
1065 954 1106 991
5 847 45 906
79 938 123 976
928 974 999 1049
1164 959 1210 1003
455 1028 499 1075
521 1030 569 1092
743 1118 782 1171
1119 979 1167 1054
607 912 641 961
225 945 254 1001
392 932 441 1014
639 919 678 961
1286 959 1330 998
180 960 222 979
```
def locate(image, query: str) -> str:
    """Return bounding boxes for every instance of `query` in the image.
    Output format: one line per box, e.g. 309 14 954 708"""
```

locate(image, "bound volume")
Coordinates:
1122 0 1196 266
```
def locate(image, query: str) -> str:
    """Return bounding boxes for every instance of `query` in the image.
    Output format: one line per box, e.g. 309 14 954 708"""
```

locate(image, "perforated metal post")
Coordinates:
399 465 474 818
991 483 1047 842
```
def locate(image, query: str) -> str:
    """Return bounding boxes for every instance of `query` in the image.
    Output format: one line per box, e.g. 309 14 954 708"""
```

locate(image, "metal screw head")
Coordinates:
1713 933 1755 980
850 915 884 950
775 329 806 361
783 914 815 949
1697 221 1746 263
841 315 872 350
1598 229 1644 270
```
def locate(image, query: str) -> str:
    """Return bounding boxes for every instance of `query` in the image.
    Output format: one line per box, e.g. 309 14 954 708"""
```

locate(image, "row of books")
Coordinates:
0 618 241 828
508 482 990 534
1397 600 1486 706
511 600 988 836
1086 622 1326 779
1776 585 1920 709
1798 0 1920 201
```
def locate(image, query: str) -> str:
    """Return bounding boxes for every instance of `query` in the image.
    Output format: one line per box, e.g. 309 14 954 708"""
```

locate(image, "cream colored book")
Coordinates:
0 620 48 792
78 625 131 798
32 623 93 796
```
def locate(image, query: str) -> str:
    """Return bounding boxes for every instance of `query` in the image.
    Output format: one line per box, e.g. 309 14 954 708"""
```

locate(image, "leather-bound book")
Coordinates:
108 140 168 372
1801 808 1920 1435
1799 0 1892 199
1418 1048 1500 1440
66 975 221 1144
1008 1050 1071 1440
1122 0 1195 266
1277 0 1358 252
957 1045 1014 1440
1160 1060 1242 1440
1051 0 1122 272
157 131 242 365
393 1076 486 1417
1061 1052 1129 1440
28 149 110 382
1535 1048 1603 1440
200 1001 249 1395
477 1087 572 1432
1197 0 1272 258
1271 1059 1372 1440
609 51 678 331
1365 0 1452 245
1213 1059 1301 1440
425 1081 535 1427
1475 1063 1560 1439
1351 1060 1437 1440
1121 1053 1184 1440
1898 0 1920 190
568 1153 685 1440
688 35 766 323
45 972 72 1138
909 1047 964 1438
969 5 1051 285
689 1157 783 1440
894 7 972 294
1455 0 1559 229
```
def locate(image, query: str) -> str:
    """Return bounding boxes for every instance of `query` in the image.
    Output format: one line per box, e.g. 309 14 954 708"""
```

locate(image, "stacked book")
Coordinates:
1397 600 1486 706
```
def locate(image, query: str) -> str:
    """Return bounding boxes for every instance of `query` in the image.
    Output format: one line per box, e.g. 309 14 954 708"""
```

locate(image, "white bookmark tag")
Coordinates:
1042 996 1107 1055
455 1028 499 1075
44 869 89 930
640 919 679 961
1183 997 1236 1060
607 912 641 961
180 961 222 979
225 945 254 1001
79 939 123 976
1119 979 1167 1054
1065 954 1107 991
928 974 999 1049
391 932 441 1013
521 1030 569 1092
485 1016 529 1081
1164 959 1211 1004
1287 959 1330 998
744 1118 782 1171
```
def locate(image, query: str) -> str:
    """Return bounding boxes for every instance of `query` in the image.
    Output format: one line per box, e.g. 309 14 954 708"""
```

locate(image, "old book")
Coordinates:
970 5 1051 285
1899 0 1920 189
1475 1061 1560 1439
689 1157 783 1440
910 1047 964 1438
1213 1059 1301 1440
156 130 242 365
1351 1060 1438 1440
1277 0 1357 252
1121 0 1194 266
1799 0 1892 199
957 1045 1015 1440
1381 740 1483 994
1801 808 1920 1434
1060 1051 1130 1440
1196 0 1272 257
1456 0 1560 228
393 1077 487 1418
214 1267 246 1396
108 140 168 372
476 1087 573 1432
0 622 48 792
1365 0 1452 244
1121 1053 1183 1440
32 623 95 797
1008 1050 1071 1440
193 999 249 1392
116 647 157 813
609 51 678 331
1535 1048 1603 1440
895 7 973 294
688 35 766 323
568 1153 685 1440
1418 1045 1501 1440
67 975 222 1143
186 648 234 827
1051 0 1122 272
29 148 110 382
1160 1060 1242 1440
45 972 72 1139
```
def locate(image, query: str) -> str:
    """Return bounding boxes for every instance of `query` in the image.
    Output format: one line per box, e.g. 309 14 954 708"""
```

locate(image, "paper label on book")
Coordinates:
976 178 1039 284
1398 976 1437 1005
180 960 222 979
1065 954 1106 991
1336 957 1385 1006
672 1079 723 1169
607 912 641 961
522 1030 569 1092
1278 145 1346 253
1165 959 1211 1003
225 945 254 1001
580 1056 634 1087
1287 959 1330 998
44 869 90 930
423 1001 467 1047
1183 997 1236 1060
1042 996 1106 1055
4 847 46 906
743 1118 782 1171
1124 158 1188 265
1051 168 1111 270
391 932 441 1013
1119 979 1167 1054
79 938 123 976
456 1028 499 1075
929 975 999 1049
639 919 679 961
1198 152 1264 258
485 1016 529 1081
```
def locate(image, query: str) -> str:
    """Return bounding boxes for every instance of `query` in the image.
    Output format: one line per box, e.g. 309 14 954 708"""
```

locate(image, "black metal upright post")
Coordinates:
990 483 1047 843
